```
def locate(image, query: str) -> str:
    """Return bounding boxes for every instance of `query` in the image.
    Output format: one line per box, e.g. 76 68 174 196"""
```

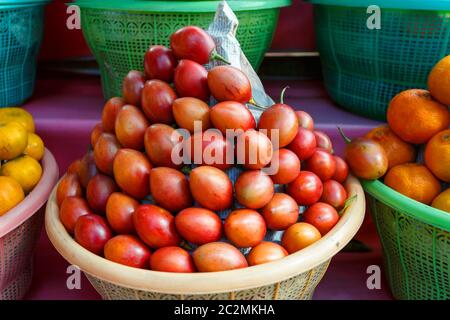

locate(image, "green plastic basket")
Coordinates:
362 179 450 300
74 0 291 99
0 0 49 108
310 0 450 120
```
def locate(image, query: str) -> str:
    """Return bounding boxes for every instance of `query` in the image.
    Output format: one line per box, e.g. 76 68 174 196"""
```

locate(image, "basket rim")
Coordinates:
0 149 59 238
72 0 291 12
307 0 450 11
45 175 365 295
362 179 450 232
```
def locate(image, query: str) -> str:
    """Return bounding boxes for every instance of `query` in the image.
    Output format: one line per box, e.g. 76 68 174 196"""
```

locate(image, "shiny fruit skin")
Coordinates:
150 247 195 273
234 170 274 209
295 110 314 131
24 133 44 161
102 97 125 133
0 176 24 216
93 133 121 176
193 242 248 272
67 159 82 175
56 173 83 207
287 127 317 160
106 192 139 234
207 66 252 103
144 123 183 169
281 222 321 253
304 149 336 182
115 105 149 150
133 204 181 249
141 79 177 124
113 149 152 199
313 131 333 153
78 151 98 189
189 166 233 211
0 121 28 160
425 129 450 182
269 148 301 184
210 101 256 134
150 167 193 213
258 104 298 148
0 107 35 133
90 123 103 148
184 130 233 170
344 137 388 180
260 193 299 230
224 209 266 248
144 45 177 83
170 26 215 65
74 214 112 255
122 70 145 107
174 60 209 101
287 171 323 206
303 202 340 235
1 155 42 194
320 180 347 210
236 129 273 170
59 197 93 234
86 174 118 214
175 207 222 245
172 97 211 133
332 156 349 183
247 242 288 266
104 235 151 269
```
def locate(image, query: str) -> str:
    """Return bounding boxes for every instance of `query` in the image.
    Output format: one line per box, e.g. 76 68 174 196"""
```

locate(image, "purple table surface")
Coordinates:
22 76 392 300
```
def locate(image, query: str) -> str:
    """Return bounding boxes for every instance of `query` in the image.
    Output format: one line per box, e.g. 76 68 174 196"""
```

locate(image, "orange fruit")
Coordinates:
0 176 24 216
0 121 28 160
365 125 416 169
24 133 45 161
387 89 450 144
0 107 35 133
428 55 450 106
384 163 441 205
1 155 42 193
424 129 450 182
432 189 450 213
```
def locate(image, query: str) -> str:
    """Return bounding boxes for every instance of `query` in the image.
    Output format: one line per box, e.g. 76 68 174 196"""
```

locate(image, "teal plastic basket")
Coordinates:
74 0 291 99
309 0 450 120
0 0 49 108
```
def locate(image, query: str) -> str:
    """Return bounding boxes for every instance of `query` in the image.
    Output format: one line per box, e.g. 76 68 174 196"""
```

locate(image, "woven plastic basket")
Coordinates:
45 175 365 300
0 149 59 300
309 0 450 120
0 0 49 108
74 0 291 99
362 179 450 300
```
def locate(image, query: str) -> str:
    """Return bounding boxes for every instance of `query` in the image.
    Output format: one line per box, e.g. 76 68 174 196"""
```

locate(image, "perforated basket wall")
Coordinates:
314 5 450 120
367 196 450 300
0 208 44 300
80 8 280 99
0 5 46 108
85 260 330 300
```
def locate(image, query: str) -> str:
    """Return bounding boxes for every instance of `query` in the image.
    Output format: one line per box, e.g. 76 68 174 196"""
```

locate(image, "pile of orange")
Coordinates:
0 108 45 216
363 56 450 213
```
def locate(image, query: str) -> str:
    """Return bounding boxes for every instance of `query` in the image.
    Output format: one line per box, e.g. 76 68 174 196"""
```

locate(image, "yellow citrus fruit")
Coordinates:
384 163 441 205
1 155 42 194
0 107 35 133
432 189 450 213
24 133 45 161
428 55 450 106
0 121 28 160
0 176 24 216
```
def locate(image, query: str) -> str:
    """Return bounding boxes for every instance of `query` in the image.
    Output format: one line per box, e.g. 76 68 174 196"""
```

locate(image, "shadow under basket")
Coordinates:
45 176 365 300
363 179 450 300
0 150 59 300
